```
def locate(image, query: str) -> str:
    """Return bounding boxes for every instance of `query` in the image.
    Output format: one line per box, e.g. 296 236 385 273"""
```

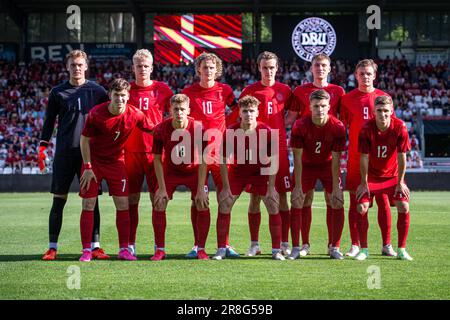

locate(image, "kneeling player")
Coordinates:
355 95 413 261
151 94 210 261
289 89 346 260
78 78 154 262
214 95 284 260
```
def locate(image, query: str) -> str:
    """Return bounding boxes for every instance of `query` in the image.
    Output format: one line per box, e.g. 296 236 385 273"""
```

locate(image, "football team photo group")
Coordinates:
39 48 414 263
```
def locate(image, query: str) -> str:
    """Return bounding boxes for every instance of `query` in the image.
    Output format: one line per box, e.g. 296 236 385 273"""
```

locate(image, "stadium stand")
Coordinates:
0 57 448 173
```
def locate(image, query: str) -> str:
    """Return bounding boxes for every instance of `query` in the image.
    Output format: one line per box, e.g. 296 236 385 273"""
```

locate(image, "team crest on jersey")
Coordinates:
276 93 284 102
291 17 337 62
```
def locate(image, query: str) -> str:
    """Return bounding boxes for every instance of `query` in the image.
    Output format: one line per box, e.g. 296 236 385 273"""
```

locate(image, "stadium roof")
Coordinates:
3 0 450 14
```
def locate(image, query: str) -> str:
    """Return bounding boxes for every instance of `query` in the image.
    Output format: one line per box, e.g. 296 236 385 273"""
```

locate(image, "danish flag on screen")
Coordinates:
154 14 242 65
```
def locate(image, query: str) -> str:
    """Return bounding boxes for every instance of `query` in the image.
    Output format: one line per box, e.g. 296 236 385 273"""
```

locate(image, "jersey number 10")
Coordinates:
203 101 213 114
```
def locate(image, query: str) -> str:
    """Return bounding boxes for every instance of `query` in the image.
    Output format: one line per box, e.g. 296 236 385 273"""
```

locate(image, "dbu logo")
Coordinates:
301 33 327 46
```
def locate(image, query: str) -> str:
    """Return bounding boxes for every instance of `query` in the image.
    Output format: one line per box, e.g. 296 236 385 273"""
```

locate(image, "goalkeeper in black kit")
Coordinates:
40 50 110 260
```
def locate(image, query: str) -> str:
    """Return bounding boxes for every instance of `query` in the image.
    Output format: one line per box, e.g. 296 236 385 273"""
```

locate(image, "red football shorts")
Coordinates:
125 152 157 193
345 154 361 192
160 171 208 200
302 163 340 194
79 161 128 198
358 176 409 207
275 149 293 193
228 171 269 197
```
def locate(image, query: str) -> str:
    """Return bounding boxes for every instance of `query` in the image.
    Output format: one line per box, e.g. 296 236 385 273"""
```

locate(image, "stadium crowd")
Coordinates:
1 55 448 173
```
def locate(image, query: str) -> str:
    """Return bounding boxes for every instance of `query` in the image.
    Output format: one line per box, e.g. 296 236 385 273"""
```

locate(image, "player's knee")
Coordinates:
114 196 129 211
396 201 409 213
248 194 261 213
357 203 368 215
82 198 96 211
279 192 289 210
303 191 314 207
154 198 168 211
128 193 140 205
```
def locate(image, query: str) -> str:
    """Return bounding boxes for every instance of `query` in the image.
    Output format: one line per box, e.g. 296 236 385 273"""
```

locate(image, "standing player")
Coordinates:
182 53 238 258
355 95 413 261
236 51 293 257
125 49 173 257
40 50 109 261
289 89 346 260
151 94 210 261
214 95 284 260
340 59 396 258
285 54 345 257
78 78 154 262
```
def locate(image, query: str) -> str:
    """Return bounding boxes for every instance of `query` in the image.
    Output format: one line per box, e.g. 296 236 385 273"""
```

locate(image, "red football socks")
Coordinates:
116 210 130 249
248 212 261 242
326 205 333 246
332 208 345 248
217 212 231 248
397 212 410 248
280 209 290 243
301 206 312 245
190 206 198 247
357 212 369 248
128 204 139 245
152 210 166 249
196 209 210 249
349 193 360 246
80 210 94 250
269 213 282 249
375 193 392 246
290 208 302 247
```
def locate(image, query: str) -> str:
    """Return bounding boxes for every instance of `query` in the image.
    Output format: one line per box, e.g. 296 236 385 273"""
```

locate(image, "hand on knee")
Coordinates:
357 203 368 215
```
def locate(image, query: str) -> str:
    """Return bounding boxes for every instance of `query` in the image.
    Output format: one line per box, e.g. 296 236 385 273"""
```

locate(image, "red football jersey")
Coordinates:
182 82 235 164
239 81 292 150
125 81 173 153
358 117 411 179
152 117 205 175
222 121 273 176
290 83 345 117
182 82 235 133
340 88 390 160
290 115 346 166
82 102 154 164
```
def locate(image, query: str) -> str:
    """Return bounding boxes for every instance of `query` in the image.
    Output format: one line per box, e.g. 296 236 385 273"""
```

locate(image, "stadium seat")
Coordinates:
31 167 40 174
434 108 443 116
22 167 31 174
3 167 13 174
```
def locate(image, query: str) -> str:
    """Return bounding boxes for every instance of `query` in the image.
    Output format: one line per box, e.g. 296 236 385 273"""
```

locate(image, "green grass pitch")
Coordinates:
0 191 449 300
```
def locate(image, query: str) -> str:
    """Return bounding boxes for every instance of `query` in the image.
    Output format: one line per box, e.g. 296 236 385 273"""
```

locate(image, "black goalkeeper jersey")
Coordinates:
41 80 108 156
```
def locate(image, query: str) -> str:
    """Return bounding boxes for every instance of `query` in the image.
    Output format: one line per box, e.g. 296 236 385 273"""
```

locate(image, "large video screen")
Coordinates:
154 14 242 65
